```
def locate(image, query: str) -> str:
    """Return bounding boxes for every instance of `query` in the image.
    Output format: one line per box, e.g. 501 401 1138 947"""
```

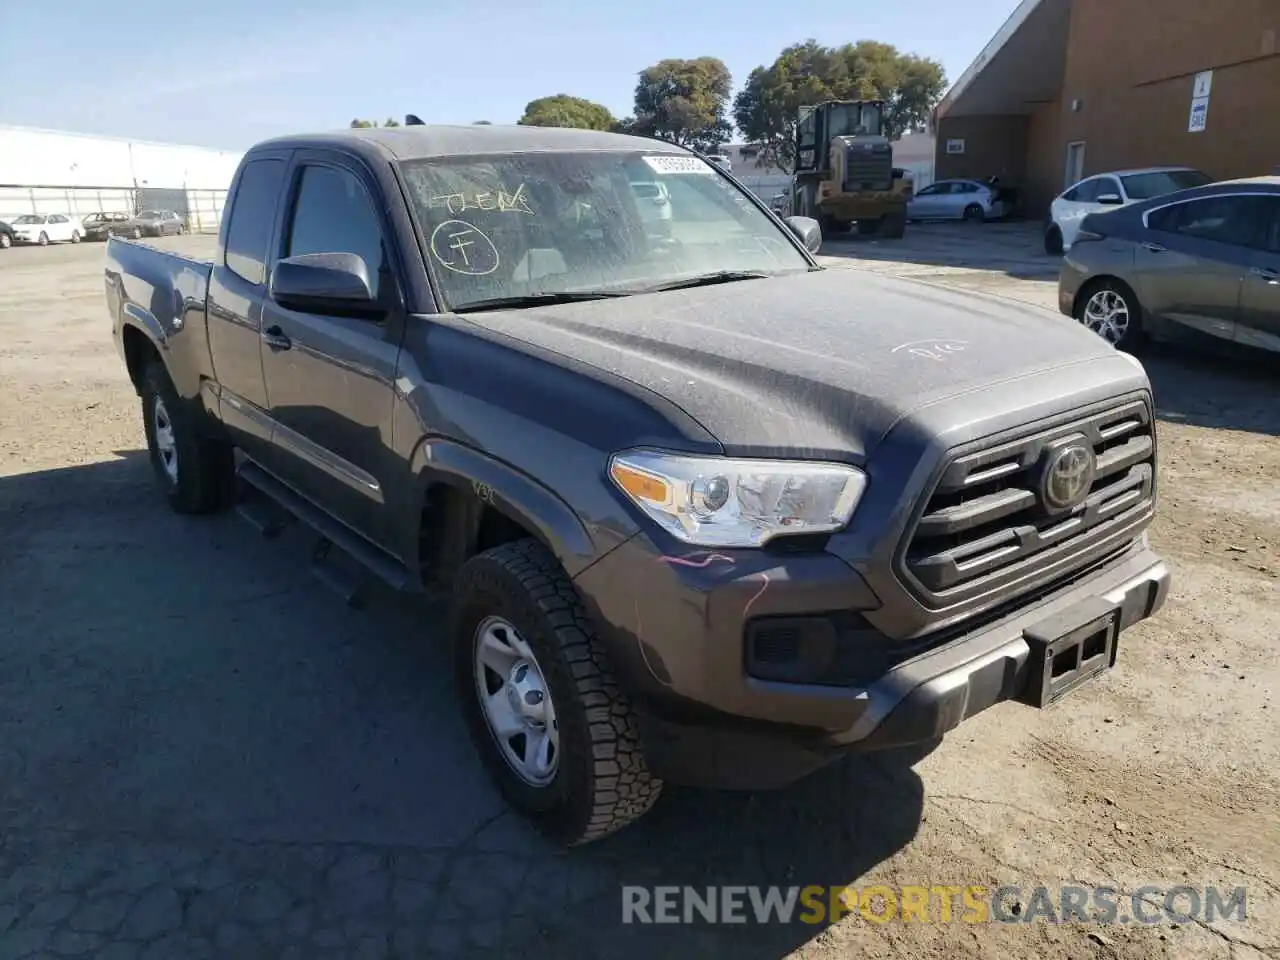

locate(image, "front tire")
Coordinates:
454 539 662 845
38 232 48 246
71 230 81 243
1075 279 1144 350
141 360 233 513
0 233 10 249
1044 224 1064 255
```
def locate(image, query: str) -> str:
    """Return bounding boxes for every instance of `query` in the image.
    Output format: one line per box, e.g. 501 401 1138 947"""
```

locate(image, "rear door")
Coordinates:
1132 193 1271 342
1237 196 1280 353
206 151 291 457
258 150 406 549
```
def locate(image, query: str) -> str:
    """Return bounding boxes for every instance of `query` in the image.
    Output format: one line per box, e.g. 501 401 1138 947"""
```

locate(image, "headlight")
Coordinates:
608 449 866 548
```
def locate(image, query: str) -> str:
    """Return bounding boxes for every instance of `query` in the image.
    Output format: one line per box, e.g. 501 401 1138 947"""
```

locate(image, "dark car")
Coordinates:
0 219 14 249
82 212 134 241
1058 176 1280 355
104 124 1169 845
118 209 187 239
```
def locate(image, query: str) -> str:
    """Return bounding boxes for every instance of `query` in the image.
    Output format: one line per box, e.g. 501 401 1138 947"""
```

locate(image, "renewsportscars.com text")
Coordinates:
621 884 1248 926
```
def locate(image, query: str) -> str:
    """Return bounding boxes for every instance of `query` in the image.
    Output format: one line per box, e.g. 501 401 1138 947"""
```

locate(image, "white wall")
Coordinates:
0 126 243 190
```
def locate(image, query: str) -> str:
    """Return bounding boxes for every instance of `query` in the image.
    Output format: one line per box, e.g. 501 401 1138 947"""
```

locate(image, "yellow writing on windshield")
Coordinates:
428 183 533 215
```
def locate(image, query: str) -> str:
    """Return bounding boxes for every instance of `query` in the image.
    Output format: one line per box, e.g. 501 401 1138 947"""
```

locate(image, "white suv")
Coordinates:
1044 166 1213 254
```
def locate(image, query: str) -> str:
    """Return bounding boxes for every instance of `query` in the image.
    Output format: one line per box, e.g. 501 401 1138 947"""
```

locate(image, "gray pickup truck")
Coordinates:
105 124 1170 845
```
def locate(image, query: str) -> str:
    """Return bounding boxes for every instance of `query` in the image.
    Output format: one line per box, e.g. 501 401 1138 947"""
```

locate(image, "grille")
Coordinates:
843 145 892 192
900 398 1156 604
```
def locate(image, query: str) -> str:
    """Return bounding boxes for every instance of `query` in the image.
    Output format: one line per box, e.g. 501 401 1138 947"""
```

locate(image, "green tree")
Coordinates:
350 118 376 128
631 57 733 152
518 95 618 130
384 117 401 127
733 40 946 168
473 120 492 125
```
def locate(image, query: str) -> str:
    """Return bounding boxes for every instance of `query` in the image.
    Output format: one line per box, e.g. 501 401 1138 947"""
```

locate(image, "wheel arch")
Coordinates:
409 438 598 586
1072 274 1141 321
120 320 164 396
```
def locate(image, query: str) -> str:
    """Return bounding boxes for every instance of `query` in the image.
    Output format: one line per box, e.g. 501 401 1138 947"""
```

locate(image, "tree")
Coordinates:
518 95 618 130
384 117 401 127
473 120 492 125
732 40 946 168
631 57 733 152
350 118 400 128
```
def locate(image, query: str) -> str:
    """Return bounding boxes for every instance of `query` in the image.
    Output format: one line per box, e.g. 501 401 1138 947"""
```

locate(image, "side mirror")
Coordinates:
1097 193 1124 205
270 252 378 314
784 215 823 254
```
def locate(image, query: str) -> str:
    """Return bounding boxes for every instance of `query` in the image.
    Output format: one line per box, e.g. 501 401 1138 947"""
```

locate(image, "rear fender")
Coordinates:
409 437 597 579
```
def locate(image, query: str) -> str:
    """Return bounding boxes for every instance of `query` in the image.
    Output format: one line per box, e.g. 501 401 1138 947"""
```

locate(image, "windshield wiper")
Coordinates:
636 270 772 293
451 291 633 313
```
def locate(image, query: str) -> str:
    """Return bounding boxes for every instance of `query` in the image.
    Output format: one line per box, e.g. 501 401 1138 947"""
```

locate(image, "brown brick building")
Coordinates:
933 0 1280 216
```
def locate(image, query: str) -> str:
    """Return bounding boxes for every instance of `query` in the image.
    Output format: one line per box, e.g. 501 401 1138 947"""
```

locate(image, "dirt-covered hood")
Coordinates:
456 267 1131 459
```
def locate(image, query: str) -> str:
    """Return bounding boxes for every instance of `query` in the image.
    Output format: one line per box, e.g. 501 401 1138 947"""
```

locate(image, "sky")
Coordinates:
0 0 1018 150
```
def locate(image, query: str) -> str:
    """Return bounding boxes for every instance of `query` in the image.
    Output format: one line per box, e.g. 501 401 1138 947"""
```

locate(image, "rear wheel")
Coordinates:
962 204 985 223
132 227 142 240
1075 279 1144 350
878 210 907 239
141 360 234 513
0 233 10 249
454 539 662 845
856 219 879 237
1044 224 1064 255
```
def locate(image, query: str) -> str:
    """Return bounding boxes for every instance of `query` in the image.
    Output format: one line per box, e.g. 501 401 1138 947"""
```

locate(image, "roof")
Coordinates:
252 124 689 161
1094 166 1203 177
935 0 1072 120
1216 175 1280 187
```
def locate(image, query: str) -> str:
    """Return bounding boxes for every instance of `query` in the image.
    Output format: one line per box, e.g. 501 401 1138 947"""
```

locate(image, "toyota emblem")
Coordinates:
1043 442 1096 510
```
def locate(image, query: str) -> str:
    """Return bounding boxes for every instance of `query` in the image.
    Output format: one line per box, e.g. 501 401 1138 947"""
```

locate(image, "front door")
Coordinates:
1237 197 1280 353
1133 194 1269 342
258 152 406 550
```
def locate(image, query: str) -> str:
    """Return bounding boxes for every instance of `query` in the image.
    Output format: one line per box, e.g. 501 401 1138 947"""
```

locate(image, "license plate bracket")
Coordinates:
1021 600 1119 708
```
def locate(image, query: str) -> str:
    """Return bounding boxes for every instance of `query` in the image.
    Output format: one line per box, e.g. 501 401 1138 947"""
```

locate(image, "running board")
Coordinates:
235 460 413 596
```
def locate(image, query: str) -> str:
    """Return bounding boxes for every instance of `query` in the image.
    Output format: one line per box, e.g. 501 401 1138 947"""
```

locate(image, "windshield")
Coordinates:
827 102 883 139
1121 169 1213 199
399 150 810 312
14 215 45 224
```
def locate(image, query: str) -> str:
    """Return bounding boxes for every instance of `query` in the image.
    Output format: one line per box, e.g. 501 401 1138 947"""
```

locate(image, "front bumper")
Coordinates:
575 535 1169 790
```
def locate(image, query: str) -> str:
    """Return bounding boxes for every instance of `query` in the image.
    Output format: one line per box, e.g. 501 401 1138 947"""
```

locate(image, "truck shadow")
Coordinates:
0 451 925 959
1140 342 1280 437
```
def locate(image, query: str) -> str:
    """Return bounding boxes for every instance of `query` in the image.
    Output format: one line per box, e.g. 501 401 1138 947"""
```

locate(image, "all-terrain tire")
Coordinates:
141 359 233 514
453 539 662 845
856 219 879 236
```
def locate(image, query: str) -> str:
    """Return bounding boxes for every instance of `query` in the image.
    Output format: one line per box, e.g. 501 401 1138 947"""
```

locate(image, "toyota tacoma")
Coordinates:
104 124 1170 845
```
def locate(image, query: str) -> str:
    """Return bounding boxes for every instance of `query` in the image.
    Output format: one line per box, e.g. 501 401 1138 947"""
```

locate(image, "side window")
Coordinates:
932 183 955 195
285 165 386 300
1068 179 1099 203
1098 178 1122 198
50 214 67 223
1148 196 1268 247
224 158 287 286
957 182 980 194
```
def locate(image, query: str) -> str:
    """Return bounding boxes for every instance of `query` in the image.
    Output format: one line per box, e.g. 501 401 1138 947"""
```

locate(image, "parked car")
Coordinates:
905 179 1012 223
768 190 789 215
82 212 134 241
117 209 187 238
105 123 1169 846
0 219 14 249
1058 176 1280 354
9 213 83 245
628 180 673 235
1045 166 1213 255
705 153 732 173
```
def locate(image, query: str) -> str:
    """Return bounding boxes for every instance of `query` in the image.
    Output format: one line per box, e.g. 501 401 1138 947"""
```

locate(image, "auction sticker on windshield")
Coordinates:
642 155 714 175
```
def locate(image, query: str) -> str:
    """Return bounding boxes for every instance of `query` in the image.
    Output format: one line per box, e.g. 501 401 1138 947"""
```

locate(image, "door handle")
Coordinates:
1249 266 1280 283
1140 241 1166 253
261 325 292 351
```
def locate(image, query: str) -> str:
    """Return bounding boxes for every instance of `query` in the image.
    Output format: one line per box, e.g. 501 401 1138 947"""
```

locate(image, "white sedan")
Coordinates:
1044 166 1212 254
9 213 84 245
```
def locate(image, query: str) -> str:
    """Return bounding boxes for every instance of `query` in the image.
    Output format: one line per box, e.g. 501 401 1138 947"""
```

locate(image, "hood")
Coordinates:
456 268 1128 459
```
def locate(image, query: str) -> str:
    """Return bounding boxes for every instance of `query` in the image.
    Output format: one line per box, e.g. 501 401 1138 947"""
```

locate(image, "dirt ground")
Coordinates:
0 227 1276 959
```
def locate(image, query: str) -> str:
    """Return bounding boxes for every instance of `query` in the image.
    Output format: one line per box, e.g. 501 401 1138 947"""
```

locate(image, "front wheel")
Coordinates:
0 233 10 249
1044 224 1064 256
71 230 81 243
1076 279 1144 350
141 360 233 513
38 232 49 246
454 539 662 845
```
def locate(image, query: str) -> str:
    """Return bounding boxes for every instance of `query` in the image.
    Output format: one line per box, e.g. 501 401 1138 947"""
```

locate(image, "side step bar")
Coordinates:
236 460 414 602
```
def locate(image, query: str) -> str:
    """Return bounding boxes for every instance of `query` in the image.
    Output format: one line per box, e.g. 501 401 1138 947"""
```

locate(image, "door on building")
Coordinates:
1237 197 1280 353
1064 142 1086 190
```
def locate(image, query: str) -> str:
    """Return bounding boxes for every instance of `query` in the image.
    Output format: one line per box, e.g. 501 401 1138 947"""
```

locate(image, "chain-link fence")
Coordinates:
0 184 228 234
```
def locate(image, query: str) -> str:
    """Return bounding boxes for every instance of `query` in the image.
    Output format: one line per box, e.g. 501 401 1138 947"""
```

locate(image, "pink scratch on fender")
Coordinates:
658 553 736 568
743 573 771 617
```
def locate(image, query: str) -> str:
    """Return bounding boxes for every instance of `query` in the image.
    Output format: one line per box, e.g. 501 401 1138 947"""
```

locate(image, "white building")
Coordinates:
0 126 244 232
